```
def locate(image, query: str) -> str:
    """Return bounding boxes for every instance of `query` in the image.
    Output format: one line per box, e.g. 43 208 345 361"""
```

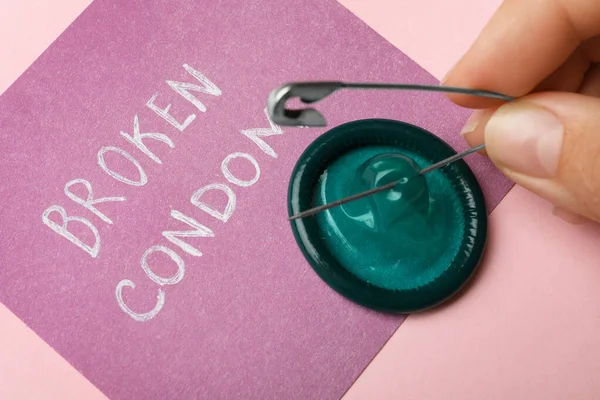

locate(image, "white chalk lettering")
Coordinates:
116 279 165 322
240 108 283 158
97 146 148 186
167 64 222 113
120 114 175 164
141 245 185 286
146 93 196 132
162 210 214 257
64 179 126 225
190 183 236 223
221 152 260 187
42 205 100 257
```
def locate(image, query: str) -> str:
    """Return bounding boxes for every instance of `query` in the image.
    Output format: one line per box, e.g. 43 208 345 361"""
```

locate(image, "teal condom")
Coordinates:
288 119 487 313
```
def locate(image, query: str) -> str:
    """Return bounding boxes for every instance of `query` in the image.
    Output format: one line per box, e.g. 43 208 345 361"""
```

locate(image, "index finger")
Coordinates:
443 0 600 108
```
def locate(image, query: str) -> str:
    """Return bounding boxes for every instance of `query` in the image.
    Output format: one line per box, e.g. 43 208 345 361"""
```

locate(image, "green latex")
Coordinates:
314 145 464 291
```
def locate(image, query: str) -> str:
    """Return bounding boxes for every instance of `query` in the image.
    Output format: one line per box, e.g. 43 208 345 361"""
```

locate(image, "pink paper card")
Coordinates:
0 0 512 398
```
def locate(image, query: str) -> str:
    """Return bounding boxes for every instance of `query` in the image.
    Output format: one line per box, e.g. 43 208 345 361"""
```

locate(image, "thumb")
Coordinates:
481 92 600 223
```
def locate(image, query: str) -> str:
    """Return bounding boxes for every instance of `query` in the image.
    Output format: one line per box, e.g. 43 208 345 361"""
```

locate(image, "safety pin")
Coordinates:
266 81 514 219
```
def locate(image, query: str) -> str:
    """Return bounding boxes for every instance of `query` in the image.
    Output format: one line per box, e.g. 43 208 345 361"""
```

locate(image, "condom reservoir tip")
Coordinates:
343 152 430 234
288 119 487 313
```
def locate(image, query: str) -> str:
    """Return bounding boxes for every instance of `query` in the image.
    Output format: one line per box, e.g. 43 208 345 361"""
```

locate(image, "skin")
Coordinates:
443 0 600 223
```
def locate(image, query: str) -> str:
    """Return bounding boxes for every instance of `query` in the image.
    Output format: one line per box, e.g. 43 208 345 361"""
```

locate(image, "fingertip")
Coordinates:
459 109 494 154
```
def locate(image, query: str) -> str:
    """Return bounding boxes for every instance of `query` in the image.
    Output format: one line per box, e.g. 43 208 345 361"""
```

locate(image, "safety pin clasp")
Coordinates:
267 82 346 127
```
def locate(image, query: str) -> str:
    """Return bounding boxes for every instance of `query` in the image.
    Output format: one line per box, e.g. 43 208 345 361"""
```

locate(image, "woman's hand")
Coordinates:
443 0 600 224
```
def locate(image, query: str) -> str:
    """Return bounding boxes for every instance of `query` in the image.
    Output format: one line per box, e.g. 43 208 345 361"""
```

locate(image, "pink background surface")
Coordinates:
339 0 502 80
2 0 600 399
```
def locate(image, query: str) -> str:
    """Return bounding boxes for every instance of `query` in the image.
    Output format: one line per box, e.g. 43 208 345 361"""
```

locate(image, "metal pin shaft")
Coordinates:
288 144 485 220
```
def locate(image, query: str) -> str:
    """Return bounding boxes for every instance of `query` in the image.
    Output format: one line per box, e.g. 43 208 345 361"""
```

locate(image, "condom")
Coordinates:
288 119 487 313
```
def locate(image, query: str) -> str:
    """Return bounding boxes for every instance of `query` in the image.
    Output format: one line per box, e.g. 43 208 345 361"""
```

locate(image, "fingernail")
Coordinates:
460 110 485 136
485 103 564 177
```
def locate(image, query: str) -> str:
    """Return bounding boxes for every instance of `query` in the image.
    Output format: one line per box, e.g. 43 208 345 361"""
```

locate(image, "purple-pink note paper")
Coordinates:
0 0 512 398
